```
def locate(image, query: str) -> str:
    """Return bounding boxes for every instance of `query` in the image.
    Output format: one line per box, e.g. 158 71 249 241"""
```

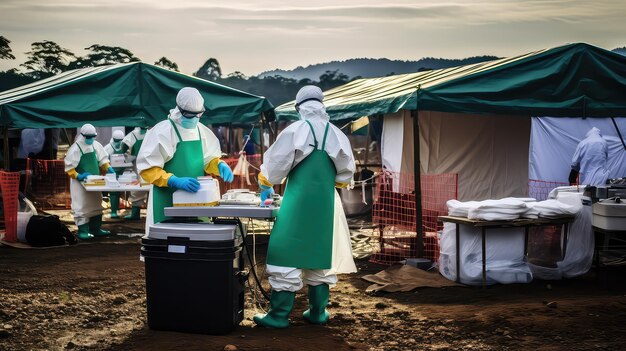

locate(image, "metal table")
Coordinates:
438 215 575 287
592 226 626 280
164 205 279 219
83 184 152 192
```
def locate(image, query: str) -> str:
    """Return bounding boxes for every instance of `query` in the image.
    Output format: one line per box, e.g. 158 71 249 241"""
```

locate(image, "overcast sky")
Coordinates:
1 0 625 77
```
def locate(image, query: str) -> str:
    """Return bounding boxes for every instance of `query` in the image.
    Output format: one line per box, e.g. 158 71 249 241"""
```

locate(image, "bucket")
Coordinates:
17 211 33 243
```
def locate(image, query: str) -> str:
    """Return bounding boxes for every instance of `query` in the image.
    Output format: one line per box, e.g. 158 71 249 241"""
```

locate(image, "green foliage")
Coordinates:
67 44 140 70
0 36 15 60
154 57 179 71
0 69 36 91
21 40 75 79
214 70 354 106
194 58 222 81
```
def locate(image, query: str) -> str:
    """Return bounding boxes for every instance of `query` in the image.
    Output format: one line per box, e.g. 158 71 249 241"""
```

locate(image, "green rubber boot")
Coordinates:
253 290 295 329
89 215 110 236
77 223 93 240
303 284 330 325
124 206 141 220
110 193 120 219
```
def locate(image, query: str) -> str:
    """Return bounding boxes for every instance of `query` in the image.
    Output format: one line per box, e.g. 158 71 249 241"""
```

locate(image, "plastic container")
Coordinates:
16 211 33 243
592 199 626 230
141 222 245 334
173 176 220 207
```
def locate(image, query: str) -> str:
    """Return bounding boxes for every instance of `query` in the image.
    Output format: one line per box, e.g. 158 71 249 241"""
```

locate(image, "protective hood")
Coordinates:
75 123 97 146
168 106 185 127
586 127 602 138
298 100 330 121
112 130 125 140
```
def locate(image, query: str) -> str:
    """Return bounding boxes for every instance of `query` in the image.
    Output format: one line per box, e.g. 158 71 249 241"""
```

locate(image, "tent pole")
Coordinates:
271 121 277 145
363 117 371 170
611 117 626 150
62 128 72 144
227 123 233 155
411 110 424 258
3 127 9 170
259 114 265 157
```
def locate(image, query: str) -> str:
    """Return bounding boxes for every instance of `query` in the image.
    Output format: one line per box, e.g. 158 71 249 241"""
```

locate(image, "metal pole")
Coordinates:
412 110 424 258
227 123 233 155
259 114 265 158
363 118 371 169
3 127 9 170
611 117 626 150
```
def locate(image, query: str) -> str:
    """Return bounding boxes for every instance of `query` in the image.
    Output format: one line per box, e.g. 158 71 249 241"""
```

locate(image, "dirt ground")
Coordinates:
1 216 626 351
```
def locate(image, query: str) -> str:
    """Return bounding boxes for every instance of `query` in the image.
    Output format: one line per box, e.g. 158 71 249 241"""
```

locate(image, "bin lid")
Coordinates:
147 222 238 241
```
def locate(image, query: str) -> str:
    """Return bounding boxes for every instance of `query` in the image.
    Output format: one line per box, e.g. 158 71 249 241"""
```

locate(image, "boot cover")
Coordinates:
77 223 93 240
124 206 141 220
253 290 295 328
110 193 120 218
303 284 330 324
89 215 110 236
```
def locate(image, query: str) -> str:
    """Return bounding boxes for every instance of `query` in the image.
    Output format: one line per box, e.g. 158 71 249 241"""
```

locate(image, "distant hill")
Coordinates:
257 56 500 80
612 47 626 56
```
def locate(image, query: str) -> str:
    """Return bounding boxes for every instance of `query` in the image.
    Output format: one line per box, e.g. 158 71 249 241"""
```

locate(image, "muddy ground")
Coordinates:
1 216 626 351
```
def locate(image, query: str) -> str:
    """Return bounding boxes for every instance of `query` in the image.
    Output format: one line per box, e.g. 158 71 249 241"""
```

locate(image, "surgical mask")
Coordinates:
113 139 122 148
85 137 95 145
181 117 199 129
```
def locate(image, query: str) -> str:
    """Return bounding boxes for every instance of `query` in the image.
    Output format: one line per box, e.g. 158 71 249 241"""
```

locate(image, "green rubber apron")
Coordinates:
110 144 126 175
266 121 336 269
131 133 144 156
108 144 126 210
151 120 204 224
76 144 100 175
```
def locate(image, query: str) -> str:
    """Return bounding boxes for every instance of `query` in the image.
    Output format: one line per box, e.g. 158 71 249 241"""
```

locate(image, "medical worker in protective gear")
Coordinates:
122 126 149 219
254 85 356 328
136 87 234 229
569 127 610 186
104 130 126 219
64 124 115 239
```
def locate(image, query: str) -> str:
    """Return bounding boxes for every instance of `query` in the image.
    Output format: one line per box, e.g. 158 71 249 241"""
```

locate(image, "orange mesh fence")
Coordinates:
370 171 458 265
24 159 71 209
218 154 262 194
0 171 21 242
527 179 572 201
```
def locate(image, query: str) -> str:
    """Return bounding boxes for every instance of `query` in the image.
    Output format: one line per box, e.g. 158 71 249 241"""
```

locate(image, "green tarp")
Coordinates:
0 62 274 128
276 43 626 121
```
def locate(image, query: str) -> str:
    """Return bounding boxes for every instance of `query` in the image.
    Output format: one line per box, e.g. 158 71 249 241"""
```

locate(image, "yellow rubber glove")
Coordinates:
99 162 111 175
258 172 273 188
66 168 79 179
335 182 349 188
140 167 173 187
204 157 221 177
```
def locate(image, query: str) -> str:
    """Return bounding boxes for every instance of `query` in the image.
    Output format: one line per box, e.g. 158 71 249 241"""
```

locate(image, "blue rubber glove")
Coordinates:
77 172 91 181
259 185 274 206
107 167 116 174
167 175 200 192
218 162 234 183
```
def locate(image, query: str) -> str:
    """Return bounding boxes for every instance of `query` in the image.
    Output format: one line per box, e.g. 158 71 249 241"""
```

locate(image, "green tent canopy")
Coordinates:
0 62 274 128
275 43 626 121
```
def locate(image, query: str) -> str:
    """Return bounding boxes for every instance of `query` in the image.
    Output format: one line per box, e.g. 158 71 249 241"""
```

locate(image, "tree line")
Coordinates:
0 36 354 105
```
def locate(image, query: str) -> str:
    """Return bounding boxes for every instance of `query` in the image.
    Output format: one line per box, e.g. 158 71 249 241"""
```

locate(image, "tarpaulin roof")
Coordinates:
0 62 274 128
275 43 626 121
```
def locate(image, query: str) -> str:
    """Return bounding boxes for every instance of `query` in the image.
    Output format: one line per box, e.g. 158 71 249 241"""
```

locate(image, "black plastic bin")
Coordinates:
141 222 246 335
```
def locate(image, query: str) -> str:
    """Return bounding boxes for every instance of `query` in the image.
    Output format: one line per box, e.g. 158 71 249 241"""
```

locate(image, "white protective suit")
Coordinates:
64 129 110 226
571 127 610 186
103 130 126 157
123 127 148 206
136 108 222 230
261 98 357 292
